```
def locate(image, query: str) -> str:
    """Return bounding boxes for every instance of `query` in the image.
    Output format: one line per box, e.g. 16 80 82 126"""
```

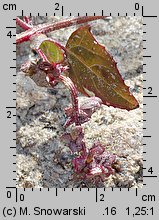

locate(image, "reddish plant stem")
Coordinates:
58 75 80 126
24 16 33 26
36 48 48 62
16 16 106 44
16 17 31 30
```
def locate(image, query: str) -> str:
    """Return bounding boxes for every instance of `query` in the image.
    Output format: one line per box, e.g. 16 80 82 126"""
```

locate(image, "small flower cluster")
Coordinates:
62 97 117 182
73 140 116 180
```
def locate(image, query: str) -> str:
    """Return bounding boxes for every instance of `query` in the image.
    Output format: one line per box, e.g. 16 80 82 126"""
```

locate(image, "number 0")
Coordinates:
135 3 140 10
7 191 12 198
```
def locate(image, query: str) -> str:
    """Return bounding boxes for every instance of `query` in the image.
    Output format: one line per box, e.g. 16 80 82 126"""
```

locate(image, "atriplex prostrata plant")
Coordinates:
16 16 139 186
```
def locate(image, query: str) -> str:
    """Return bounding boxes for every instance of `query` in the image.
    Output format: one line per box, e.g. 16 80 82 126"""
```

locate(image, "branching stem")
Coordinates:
23 16 33 26
16 16 106 44
16 17 32 30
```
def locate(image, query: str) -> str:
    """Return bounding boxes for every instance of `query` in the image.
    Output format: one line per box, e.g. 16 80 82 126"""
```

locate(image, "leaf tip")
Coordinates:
126 96 139 111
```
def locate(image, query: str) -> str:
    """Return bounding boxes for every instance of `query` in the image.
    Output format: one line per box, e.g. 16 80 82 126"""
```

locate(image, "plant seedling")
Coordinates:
16 16 139 186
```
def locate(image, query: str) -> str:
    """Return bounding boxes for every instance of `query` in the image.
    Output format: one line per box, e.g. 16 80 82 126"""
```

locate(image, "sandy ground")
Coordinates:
16 16 143 188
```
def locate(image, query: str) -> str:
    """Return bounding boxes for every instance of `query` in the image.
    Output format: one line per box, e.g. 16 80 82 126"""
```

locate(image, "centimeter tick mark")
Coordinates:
62 6 64 16
136 188 138 196
143 15 157 18
6 106 16 109
143 135 151 138
143 175 157 178
143 95 157 98
96 188 98 202
6 26 16 28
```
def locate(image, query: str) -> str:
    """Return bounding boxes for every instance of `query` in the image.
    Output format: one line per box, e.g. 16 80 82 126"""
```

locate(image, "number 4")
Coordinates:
7 31 12 38
148 167 153 174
